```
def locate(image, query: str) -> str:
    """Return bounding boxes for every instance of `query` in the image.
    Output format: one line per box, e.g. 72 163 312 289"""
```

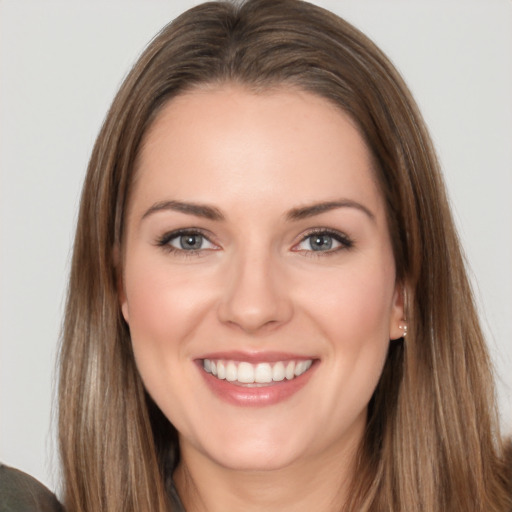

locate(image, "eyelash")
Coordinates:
155 228 354 257
293 228 354 257
155 228 216 257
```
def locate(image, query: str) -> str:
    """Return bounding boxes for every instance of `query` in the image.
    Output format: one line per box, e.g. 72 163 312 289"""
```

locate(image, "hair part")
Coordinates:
58 1 511 510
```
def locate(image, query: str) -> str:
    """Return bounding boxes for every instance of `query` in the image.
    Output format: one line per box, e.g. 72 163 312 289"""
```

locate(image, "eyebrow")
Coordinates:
141 200 225 221
141 198 375 223
286 200 375 222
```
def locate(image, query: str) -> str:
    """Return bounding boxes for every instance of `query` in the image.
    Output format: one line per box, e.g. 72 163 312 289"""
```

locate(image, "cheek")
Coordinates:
121 257 219 430
298 260 396 347
297 258 395 402
310 271 394 419
122 257 215 371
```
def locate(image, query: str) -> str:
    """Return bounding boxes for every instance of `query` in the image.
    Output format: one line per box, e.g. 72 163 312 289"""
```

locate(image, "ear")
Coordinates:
113 244 130 324
389 283 407 341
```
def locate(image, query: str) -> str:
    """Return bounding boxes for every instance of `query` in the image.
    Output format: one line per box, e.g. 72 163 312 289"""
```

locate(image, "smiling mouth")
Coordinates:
202 358 313 386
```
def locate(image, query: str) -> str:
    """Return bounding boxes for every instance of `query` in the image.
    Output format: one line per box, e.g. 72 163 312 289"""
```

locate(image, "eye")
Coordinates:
171 233 212 251
157 229 218 253
294 230 353 253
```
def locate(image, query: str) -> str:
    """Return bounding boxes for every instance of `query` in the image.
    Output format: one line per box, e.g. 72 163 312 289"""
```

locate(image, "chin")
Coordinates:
207 444 304 472
181 422 312 472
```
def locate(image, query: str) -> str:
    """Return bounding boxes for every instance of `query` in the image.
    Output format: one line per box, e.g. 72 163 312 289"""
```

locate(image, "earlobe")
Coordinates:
113 244 130 324
121 299 130 324
389 284 407 340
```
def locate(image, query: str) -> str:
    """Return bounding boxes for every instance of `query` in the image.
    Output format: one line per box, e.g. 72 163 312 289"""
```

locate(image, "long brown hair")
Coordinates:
58 1 511 510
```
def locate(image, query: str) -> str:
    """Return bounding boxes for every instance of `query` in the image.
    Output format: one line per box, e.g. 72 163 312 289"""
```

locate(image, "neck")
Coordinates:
174 439 360 512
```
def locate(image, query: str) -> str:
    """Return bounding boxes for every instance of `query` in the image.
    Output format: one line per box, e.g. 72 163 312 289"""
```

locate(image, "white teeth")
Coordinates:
202 358 313 384
217 360 226 379
285 361 295 380
294 361 304 376
238 362 255 383
226 361 237 382
272 361 285 381
254 363 272 383
294 359 312 376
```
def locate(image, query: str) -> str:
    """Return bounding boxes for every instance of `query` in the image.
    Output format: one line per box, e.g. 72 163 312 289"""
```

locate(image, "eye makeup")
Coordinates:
155 228 218 257
292 228 354 256
154 226 354 259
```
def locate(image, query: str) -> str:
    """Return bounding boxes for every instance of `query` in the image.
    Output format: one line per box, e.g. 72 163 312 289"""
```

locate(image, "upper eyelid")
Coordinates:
296 227 351 241
160 227 213 238
157 228 217 246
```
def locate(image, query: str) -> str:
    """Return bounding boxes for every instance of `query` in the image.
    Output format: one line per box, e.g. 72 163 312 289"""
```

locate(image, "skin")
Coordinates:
119 85 404 512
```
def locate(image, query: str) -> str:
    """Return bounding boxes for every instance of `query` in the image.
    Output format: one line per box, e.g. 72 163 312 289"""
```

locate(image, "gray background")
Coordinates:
1 0 511 491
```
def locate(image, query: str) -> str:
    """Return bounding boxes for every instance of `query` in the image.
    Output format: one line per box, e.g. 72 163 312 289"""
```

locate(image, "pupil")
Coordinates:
311 235 332 251
180 234 202 250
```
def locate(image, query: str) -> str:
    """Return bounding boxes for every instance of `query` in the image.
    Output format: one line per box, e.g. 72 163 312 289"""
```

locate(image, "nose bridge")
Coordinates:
217 239 292 332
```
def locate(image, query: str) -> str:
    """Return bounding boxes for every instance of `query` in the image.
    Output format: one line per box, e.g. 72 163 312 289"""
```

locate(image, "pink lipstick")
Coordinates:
196 353 317 407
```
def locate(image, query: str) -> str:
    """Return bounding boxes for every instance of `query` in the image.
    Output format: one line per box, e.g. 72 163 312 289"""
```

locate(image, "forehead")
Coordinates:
130 85 383 219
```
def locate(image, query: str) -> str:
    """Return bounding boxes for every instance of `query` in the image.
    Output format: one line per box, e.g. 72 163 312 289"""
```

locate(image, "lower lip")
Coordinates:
197 362 317 407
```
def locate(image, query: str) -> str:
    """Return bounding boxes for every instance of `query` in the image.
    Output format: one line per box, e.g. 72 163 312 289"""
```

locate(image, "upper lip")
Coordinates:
196 351 317 363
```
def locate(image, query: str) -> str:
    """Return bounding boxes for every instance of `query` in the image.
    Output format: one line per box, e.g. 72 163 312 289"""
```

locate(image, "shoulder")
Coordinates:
0 464 63 512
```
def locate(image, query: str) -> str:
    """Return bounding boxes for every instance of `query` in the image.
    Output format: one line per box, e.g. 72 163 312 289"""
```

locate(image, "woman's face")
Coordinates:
120 85 404 472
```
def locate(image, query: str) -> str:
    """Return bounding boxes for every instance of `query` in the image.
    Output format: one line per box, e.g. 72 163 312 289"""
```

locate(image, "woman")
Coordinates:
8 0 507 510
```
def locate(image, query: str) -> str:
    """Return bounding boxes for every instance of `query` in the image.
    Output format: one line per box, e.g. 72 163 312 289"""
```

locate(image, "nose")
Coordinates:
217 249 293 334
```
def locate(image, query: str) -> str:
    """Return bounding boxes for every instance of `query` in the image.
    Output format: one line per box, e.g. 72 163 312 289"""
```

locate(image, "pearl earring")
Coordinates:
399 324 408 337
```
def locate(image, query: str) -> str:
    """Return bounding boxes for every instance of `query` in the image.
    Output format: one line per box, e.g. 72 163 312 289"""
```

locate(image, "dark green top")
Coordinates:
0 463 186 512
0 464 63 512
